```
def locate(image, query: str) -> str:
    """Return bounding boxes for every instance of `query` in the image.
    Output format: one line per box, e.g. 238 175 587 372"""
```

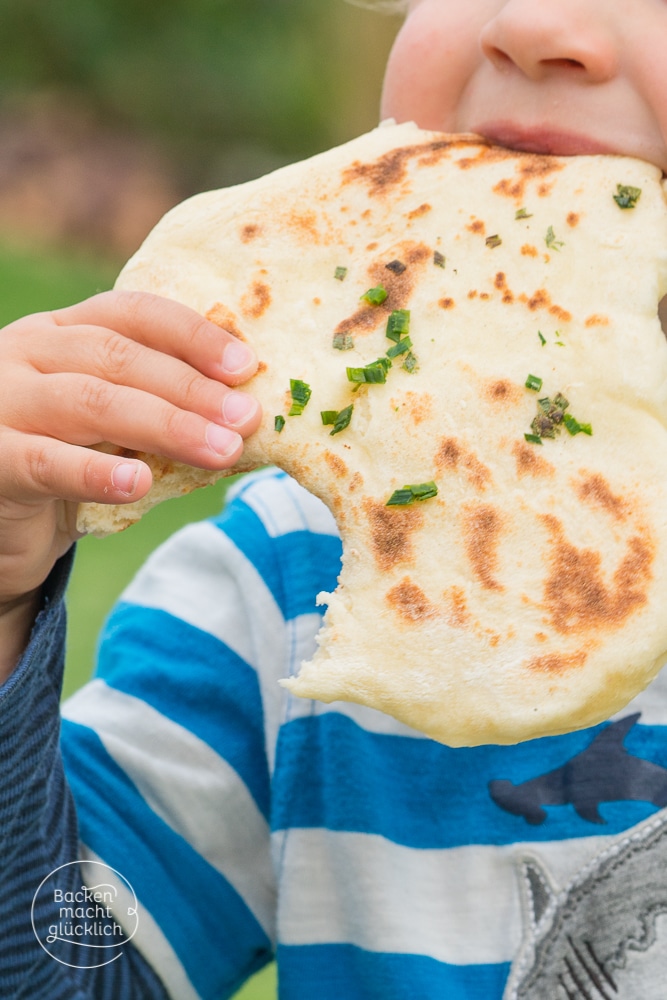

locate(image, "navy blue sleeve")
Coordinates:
0 548 169 1000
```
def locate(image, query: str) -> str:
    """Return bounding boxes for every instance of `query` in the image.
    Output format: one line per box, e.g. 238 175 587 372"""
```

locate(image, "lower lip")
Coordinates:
474 123 613 157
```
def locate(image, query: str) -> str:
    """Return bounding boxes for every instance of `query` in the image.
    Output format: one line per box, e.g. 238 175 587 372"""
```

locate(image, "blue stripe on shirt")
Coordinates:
61 720 272 1000
276 943 509 1000
211 498 342 622
272 712 664 847
96 605 270 819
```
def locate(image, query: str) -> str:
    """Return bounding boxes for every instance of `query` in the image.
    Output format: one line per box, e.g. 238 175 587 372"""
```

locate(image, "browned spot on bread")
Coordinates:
334 242 431 337
467 218 485 235
407 203 432 219
491 155 564 201
494 271 515 304
520 288 572 323
404 390 433 425
541 513 653 635
240 223 261 243
386 577 437 624
349 472 363 492
439 297 455 309
287 209 321 243
527 651 587 674
241 281 272 319
444 585 470 628
462 503 505 591
535 632 548 642
256 361 268 374
366 242 378 251
484 378 522 406
566 212 580 227
435 437 492 491
521 244 538 257
585 314 609 327
512 441 555 479
323 451 348 478
575 473 629 522
363 498 424 571
205 303 246 340
341 139 455 197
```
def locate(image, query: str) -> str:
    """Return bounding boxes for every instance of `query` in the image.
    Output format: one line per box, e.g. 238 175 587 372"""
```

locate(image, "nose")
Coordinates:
480 0 618 83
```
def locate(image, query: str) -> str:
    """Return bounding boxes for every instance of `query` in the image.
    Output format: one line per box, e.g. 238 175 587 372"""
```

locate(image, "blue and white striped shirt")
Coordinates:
4 468 667 999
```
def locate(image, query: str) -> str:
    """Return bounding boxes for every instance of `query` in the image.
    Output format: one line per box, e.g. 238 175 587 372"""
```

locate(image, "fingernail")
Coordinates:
222 391 259 427
111 462 140 496
206 423 241 458
223 339 255 374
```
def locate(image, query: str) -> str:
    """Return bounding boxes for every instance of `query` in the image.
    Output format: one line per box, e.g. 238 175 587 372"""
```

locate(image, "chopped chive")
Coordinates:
386 309 411 343
330 404 353 436
361 285 388 306
346 358 391 384
288 378 312 415
525 374 543 392
402 351 419 373
385 259 406 274
563 413 593 436
545 225 564 251
613 184 641 209
320 411 338 426
515 207 533 220
486 234 502 249
334 266 348 281
386 481 438 506
386 336 413 358
433 250 446 268
274 415 286 433
538 331 547 346
524 433 543 445
332 332 355 351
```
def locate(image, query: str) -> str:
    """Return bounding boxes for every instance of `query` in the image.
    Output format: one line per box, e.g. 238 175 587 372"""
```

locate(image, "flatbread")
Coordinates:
77 121 667 746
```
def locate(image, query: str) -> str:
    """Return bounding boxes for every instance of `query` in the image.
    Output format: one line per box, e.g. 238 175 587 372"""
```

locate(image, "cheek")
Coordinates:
380 2 483 130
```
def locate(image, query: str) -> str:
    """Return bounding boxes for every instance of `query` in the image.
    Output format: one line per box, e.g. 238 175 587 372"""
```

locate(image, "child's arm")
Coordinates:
0 289 261 682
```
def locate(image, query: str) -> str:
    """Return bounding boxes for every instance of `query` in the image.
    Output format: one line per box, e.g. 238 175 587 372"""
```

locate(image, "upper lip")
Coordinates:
473 121 616 157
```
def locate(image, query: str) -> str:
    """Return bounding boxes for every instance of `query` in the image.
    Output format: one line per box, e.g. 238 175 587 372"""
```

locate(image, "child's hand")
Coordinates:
0 290 261 611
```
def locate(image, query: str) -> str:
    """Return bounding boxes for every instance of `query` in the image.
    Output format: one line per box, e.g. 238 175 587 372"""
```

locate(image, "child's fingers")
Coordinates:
16 373 247 472
1 432 154 506
21 323 261 435
49 290 258 385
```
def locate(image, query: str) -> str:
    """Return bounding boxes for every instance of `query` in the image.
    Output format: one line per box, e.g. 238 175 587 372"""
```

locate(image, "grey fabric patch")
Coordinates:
504 810 667 999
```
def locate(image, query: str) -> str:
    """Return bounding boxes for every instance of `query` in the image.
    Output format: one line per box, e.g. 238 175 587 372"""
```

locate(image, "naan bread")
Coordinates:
77 121 667 746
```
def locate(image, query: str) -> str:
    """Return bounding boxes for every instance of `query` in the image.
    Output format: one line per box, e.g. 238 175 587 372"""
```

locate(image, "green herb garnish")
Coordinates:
386 309 411 343
386 337 413 358
274 415 286 433
385 259 406 275
402 351 419 373
386 481 438 506
334 266 348 281
433 250 446 268
538 331 547 346
361 285 388 306
545 226 564 251
525 374 543 392
515 207 533 220
332 332 355 351
486 234 502 249
613 184 642 209
322 404 354 436
288 379 312 415
524 433 543 446
346 357 391 385
563 413 593 436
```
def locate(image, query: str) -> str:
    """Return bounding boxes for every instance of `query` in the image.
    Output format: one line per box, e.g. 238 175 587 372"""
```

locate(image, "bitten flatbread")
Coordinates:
77 121 667 746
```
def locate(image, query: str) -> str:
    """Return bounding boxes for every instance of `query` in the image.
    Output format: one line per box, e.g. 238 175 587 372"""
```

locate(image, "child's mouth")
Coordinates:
474 122 615 158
